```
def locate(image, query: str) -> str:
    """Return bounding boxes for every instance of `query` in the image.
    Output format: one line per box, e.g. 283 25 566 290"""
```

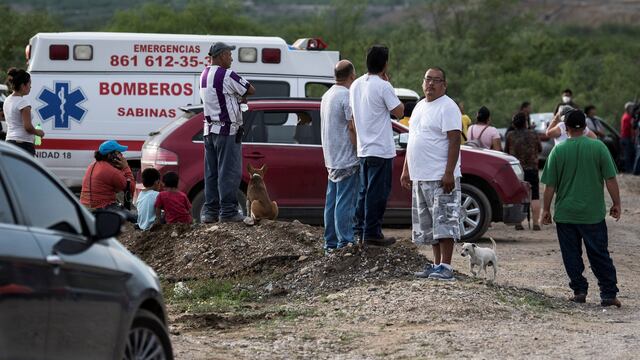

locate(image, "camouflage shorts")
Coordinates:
412 178 463 245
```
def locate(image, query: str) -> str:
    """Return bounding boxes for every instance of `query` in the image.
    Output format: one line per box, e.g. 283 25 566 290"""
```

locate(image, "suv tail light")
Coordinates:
141 145 179 171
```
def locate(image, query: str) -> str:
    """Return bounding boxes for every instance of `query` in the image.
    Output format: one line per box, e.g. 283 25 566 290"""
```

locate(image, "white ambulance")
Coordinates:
26 32 339 189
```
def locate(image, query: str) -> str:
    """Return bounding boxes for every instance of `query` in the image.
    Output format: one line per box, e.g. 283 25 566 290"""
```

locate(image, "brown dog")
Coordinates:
246 163 278 224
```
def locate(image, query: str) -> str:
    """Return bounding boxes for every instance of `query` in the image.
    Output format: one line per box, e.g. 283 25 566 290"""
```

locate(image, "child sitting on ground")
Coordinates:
136 168 162 230
154 171 192 225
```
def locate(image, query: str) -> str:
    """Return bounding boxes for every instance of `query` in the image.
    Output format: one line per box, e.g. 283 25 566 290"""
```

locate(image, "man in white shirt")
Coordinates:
349 45 404 247
401 67 463 281
199 42 255 223
321 60 358 253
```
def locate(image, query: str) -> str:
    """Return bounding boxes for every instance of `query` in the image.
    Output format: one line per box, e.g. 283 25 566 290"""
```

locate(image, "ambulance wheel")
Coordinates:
191 189 247 223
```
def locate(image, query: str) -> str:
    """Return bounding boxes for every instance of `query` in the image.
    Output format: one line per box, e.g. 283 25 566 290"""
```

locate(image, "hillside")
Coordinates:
10 0 640 29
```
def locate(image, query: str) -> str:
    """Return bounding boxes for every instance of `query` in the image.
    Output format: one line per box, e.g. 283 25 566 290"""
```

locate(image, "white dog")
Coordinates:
460 237 498 281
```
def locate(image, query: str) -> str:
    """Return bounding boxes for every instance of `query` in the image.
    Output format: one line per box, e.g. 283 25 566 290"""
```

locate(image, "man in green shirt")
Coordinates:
541 109 622 307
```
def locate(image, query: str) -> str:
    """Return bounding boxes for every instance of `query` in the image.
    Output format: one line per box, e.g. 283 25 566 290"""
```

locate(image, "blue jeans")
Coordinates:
556 221 619 299
202 133 242 220
323 171 358 250
353 157 393 240
621 138 635 173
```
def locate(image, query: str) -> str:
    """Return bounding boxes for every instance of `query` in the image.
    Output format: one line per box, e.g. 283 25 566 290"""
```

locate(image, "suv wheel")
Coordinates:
191 189 247 222
123 309 173 360
460 183 492 242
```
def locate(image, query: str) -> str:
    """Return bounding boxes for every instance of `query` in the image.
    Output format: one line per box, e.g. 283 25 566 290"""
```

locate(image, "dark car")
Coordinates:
139 99 529 242
0 142 173 359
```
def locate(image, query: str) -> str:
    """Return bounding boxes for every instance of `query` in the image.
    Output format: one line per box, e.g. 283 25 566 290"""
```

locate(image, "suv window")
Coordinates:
246 110 321 145
3 156 82 234
0 176 15 224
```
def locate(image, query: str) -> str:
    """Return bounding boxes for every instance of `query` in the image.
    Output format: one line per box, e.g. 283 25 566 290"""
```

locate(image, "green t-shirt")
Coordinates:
540 136 617 224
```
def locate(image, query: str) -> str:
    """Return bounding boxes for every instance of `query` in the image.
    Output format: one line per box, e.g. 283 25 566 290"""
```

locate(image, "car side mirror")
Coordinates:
398 133 409 149
94 210 123 240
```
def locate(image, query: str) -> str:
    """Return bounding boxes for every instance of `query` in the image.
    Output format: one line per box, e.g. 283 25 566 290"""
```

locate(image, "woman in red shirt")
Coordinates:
620 102 636 173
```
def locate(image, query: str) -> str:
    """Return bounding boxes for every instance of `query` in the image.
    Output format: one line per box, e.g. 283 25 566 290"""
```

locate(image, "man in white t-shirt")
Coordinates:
401 67 463 281
199 42 255 223
349 45 404 247
321 60 359 252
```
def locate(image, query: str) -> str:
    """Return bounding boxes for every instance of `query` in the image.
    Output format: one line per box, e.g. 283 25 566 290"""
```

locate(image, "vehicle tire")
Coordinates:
460 183 492 243
191 189 247 223
123 309 173 360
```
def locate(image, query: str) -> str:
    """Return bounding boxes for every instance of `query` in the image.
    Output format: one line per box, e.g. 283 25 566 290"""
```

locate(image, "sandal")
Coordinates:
533 224 541 231
515 224 524 231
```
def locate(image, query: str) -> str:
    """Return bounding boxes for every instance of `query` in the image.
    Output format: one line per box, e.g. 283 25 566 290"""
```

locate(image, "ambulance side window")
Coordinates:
305 82 332 98
250 81 290 98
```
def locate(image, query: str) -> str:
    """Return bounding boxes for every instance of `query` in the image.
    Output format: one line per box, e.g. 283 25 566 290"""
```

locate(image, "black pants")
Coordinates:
556 221 619 299
6 140 36 156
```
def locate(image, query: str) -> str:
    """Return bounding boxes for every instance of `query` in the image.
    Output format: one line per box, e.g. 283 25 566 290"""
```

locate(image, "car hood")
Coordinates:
462 145 519 163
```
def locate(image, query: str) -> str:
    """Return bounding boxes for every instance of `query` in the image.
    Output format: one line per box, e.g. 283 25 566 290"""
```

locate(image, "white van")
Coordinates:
26 32 339 189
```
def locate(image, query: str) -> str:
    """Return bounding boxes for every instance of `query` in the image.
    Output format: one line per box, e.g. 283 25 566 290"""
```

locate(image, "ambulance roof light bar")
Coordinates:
291 38 328 51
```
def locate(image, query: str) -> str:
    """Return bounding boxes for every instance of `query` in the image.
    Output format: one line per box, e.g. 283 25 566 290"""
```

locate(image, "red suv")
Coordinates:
139 99 529 241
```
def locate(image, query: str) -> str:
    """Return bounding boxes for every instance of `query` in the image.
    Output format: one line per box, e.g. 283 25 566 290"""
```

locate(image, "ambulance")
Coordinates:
26 32 339 190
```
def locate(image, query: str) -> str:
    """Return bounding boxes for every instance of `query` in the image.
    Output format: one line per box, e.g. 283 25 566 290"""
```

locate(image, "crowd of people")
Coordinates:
319 45 622 305
1 40 629 307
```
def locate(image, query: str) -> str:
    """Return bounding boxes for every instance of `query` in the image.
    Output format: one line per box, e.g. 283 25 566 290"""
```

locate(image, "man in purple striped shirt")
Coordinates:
199 42 255 223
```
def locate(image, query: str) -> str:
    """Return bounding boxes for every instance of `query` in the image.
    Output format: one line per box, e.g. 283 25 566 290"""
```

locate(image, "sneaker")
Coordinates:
415 264 441 278
201 216 218 224
601 298 621 308
569 293 587 303
324 248 336 256
219 213 245 223
363 236 396 247
428 266 456 281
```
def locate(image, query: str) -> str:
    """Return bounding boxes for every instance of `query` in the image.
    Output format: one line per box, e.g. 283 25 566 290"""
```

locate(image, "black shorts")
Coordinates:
6 140 36 156
524 169 540 200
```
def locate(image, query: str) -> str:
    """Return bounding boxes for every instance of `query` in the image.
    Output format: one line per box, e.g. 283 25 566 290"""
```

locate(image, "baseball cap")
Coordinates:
564 109 586 129
99 140 128 155
208 42 236 57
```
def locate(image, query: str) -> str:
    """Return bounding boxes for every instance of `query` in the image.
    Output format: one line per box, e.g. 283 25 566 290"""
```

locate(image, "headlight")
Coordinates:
510 162 524 181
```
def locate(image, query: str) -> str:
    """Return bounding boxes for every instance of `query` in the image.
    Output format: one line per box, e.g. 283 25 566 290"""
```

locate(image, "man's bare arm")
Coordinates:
347 120 357 146
390 103 404 120
605 177 621 220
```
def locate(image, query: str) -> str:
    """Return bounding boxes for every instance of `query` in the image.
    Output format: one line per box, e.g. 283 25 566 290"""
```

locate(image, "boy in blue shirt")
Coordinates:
136 168 162 230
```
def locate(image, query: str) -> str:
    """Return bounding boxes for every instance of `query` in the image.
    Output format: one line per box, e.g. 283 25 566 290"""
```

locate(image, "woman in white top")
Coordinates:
466 106 502 151
546 106 596 144
3 68 44 156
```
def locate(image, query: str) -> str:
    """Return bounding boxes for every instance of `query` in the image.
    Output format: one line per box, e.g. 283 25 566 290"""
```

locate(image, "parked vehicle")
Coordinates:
139 99 530 242
0 141 173 359
25 32 339 190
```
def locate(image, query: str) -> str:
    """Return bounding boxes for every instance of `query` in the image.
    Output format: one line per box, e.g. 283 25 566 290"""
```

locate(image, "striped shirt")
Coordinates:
199 65 250 136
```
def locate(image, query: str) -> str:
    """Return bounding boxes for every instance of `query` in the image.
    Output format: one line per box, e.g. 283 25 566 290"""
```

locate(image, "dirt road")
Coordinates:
150 175 640 359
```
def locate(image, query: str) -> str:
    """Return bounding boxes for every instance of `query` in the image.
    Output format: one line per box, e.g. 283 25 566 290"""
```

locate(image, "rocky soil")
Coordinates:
118 174 640 359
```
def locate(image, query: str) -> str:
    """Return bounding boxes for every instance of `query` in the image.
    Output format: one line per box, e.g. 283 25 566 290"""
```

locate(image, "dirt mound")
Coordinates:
118 220 322 281
118 220 429 296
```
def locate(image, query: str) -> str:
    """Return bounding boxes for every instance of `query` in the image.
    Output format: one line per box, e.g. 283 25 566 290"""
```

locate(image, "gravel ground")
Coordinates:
155 174 640 359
